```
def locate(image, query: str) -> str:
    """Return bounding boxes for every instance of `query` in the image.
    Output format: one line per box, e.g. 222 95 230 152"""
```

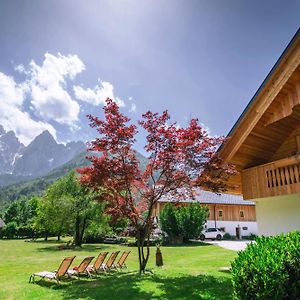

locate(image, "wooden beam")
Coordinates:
296 135 300 152
264 88 300 126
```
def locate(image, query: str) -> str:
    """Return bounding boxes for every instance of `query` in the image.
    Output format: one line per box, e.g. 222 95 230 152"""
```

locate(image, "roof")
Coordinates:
219 28 300 166
222 28 300 145
159 190 255 206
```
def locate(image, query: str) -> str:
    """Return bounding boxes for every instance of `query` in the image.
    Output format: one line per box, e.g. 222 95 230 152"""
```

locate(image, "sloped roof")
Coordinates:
219 28 300 168
159 190 254 206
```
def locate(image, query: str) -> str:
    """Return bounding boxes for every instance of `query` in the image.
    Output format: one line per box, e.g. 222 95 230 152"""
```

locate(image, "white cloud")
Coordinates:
0 73 24 106
74 80 125 107
0 52 126 145
22 53 84 125
0 72 56 145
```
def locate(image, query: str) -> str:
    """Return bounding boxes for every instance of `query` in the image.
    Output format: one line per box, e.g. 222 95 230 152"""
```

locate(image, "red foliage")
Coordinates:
78 98 235 227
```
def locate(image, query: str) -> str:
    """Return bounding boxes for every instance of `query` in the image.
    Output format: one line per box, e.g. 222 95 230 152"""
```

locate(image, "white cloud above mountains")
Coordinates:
0 52 127 145
0 72 57 145
18 53 84 126
73 80 125 107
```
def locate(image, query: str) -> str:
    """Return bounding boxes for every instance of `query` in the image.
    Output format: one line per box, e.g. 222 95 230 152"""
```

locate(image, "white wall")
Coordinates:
205 220 258 236
255 193 300 236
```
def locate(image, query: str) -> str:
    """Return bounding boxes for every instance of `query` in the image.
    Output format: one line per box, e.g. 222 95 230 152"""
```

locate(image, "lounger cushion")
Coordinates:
33 271 57 279
67 269 78 275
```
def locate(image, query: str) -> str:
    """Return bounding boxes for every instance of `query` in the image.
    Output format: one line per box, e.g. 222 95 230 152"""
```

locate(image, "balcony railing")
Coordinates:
242 155 300 200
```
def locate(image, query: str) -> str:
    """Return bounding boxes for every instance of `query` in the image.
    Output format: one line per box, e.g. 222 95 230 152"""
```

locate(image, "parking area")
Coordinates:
203 240 253 251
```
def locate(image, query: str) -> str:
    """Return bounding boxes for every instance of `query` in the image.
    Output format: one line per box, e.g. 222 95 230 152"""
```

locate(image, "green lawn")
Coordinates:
0 239 237 300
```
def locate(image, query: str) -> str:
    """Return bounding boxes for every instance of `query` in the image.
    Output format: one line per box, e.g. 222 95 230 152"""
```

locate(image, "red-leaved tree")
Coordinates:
78 99 235 274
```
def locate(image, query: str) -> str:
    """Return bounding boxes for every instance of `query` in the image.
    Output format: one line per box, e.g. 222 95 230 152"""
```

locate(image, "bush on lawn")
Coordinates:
160 203 208 244
17 225 36 238
222 233 232 240
231 231 300 300
4 221 18 239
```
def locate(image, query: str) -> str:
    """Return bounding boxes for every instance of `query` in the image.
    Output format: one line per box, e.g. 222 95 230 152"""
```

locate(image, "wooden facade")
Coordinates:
219 29 300 200
153 201 256 222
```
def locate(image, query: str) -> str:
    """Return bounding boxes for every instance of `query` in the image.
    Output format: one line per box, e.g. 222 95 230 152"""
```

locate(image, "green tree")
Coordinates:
159 203 181 239
4 221 18 239
4 201 19 224
177 204 209 242
160 203 209 243
34 171 106 246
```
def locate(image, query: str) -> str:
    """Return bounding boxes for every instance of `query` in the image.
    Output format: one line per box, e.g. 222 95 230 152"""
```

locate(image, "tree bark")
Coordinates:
136 223 151 274
74 215 82 247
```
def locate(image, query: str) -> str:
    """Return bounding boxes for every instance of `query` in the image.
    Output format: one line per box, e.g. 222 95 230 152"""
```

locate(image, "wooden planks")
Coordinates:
242 155 300 199
152 202 256 221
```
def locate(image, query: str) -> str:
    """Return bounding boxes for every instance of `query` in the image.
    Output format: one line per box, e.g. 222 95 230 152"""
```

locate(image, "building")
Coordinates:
219 29 300 236
153 190 257 237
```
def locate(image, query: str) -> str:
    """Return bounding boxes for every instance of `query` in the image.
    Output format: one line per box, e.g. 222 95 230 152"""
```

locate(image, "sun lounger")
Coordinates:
101 251 120 271
115 251 130 269
67 256 94 279
29 256 76 284
87 251 109 274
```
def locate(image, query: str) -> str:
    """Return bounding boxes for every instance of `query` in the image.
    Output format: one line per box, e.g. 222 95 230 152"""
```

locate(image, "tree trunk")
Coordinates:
136 224 151 274
44 231 48 241
74 215 81 247
79 217 87 246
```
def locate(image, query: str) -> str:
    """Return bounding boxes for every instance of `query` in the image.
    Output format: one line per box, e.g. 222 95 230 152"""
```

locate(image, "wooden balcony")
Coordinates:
242 155 300 200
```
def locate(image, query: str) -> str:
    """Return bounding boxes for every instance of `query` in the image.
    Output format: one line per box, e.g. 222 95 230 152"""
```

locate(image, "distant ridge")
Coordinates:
0 126 86 186
0 150 150 211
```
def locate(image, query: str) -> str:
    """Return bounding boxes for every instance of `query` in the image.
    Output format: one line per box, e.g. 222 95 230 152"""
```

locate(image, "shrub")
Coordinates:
0 227 4 239
17 225 35 238
177 204 209 242
223 232 232 240
4 221 18 239
160 203 208 243
159 204 181 239
84 222 111 243
231 231 300 300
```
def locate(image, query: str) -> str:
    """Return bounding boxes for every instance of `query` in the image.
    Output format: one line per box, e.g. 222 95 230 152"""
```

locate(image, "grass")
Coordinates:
0 238 237 300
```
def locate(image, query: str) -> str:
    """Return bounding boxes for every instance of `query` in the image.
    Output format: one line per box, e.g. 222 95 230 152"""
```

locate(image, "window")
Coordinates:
240 211 244 218
242 227 248 230
218 210 223 217
207 228 217 232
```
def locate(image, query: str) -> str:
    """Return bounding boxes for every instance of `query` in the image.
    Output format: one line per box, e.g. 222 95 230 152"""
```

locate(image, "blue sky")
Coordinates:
0 0 299 152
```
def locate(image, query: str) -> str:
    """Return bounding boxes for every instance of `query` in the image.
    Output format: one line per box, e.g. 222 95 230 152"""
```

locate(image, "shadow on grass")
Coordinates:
35 243 112 252
46 272 232 300
163 241 210 248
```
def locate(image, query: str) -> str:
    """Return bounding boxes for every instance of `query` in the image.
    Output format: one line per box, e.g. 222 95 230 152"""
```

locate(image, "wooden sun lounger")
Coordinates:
115 251 130 269
67 256 94 279
87 252 109 274
101 251 120 271
29 256 76 284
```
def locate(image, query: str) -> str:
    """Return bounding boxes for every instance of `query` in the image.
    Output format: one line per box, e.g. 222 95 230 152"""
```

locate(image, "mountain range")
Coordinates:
0 125 86 186
0 126 150 210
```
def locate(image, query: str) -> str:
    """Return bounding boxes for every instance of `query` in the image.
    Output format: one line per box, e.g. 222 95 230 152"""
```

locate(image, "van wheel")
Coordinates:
199 234 205 241
216 234 222 240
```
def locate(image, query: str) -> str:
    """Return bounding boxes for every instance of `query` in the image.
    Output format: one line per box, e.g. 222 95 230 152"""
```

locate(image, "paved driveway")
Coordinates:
204 240 253 251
